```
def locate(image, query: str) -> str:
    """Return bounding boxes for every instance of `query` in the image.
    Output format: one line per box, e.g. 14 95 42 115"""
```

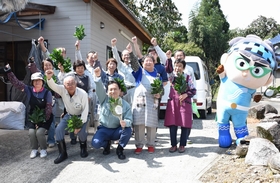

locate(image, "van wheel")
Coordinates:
159 110 165 119
199 109 207 119
207 107 212 114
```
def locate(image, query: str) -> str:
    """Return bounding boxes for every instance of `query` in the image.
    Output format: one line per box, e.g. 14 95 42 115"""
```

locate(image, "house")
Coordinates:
0 0 152 101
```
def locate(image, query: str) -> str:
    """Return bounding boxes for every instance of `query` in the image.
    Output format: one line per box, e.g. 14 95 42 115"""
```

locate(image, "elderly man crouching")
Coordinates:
45 69 89 164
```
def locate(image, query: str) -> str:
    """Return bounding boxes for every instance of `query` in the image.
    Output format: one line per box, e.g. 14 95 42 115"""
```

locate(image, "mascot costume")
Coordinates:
216 34 278 148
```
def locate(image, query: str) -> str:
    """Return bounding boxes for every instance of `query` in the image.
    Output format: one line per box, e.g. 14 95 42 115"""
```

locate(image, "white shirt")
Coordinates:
47 78 89 123
112 46 136 87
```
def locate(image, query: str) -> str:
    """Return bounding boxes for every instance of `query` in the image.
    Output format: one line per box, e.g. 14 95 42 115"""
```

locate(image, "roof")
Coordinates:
92 0 152 44
0 2 56 16
270 34 280 45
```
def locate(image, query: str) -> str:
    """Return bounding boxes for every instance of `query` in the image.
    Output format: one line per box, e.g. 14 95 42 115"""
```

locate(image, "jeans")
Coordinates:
91 125 132 148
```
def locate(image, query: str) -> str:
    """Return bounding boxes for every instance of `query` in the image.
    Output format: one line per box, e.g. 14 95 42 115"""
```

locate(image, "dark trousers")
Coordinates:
169 125 191 147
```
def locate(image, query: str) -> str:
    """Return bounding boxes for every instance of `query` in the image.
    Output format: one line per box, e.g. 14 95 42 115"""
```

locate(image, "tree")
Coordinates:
123 0 183 48
188 0 230 98
244 15 280 39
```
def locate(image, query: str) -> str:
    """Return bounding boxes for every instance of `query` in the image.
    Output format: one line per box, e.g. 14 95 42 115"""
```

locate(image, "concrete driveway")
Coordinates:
0 111 226 183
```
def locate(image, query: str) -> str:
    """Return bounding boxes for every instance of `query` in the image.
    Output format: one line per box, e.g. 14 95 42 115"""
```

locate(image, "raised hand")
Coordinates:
94 67 101 77
126 43 132 53
166 50 172 59
151 37 157 46
132 36 137 44
75 40 80 50
38 36 44 45
111 38 117 47
45 69 54 80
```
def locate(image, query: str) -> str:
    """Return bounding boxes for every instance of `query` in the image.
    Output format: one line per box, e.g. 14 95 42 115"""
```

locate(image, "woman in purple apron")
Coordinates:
164 58 196 153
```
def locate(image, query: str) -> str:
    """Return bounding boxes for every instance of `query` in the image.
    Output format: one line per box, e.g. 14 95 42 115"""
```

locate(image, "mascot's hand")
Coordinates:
216 65 224 74
253 94 262 103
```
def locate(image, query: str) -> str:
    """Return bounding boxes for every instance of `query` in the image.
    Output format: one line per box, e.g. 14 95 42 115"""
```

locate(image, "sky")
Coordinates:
173 0 280 29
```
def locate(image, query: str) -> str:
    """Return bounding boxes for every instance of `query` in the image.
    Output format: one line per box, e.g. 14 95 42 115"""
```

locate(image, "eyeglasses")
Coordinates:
235 53 272 78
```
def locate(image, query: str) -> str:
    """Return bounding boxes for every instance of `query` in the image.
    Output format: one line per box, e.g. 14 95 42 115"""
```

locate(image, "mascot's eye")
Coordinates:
251 67 264 77
250 66 271 78
235 59 249 70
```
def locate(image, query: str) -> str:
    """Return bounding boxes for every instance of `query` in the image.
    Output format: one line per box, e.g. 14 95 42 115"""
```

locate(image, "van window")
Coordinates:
186 62 200 80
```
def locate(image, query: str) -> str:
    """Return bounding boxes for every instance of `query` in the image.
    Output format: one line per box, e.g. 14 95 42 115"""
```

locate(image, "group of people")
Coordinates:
5 35 197 164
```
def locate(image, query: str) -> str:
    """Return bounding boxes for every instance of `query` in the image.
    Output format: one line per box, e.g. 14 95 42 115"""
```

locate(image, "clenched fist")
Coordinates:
216 65 224 74
94 67 101 77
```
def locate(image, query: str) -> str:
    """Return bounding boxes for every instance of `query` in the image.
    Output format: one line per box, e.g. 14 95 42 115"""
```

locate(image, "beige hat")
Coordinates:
31 72 44 81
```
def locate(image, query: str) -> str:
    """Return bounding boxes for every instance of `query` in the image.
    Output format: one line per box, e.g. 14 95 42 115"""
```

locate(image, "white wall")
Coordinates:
0 0 143 66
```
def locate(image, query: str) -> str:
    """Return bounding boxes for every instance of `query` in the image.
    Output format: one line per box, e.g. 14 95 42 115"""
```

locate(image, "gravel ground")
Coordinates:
199 119 280 183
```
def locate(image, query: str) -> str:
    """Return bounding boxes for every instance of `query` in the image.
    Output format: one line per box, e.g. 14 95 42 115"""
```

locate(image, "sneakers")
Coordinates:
178 146 185 153
134 148 143 155
148 146 155 154
169 146 177 153
30 150 38 159
187 139 193 144
48 143 55 148
40 149 47 158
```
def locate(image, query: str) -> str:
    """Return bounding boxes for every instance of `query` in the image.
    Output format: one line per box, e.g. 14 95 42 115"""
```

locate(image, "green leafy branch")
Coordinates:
151 78 163 95
66 115 83 132
49 49 72 73
114 78 127 93
28 106 45 124
174 73 187 95
73 25 86 40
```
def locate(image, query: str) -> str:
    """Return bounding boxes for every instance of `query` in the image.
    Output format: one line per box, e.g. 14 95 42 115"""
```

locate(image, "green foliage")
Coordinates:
187 0 229 99
174 73 187 95
124 0 182 46
114 78 127 93
73 25 86 40
151 78 163 95
244 15 280 39
28 106 45 124
49 49 72 73
66 115 83 132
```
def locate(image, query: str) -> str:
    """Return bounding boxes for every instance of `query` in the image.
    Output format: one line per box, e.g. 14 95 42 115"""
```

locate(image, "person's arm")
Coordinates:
186 75 196 98
132 36 143 59
93 67 107 104
151 37 167 65
38 36 50 59
45 90 53 121
75 40 83 61
126 43 140 72
111 38 126 72
80 91 89 123
188 66 197 101
122 99 133 127
84 70 95 99
4 65 25 91
46 77 63 96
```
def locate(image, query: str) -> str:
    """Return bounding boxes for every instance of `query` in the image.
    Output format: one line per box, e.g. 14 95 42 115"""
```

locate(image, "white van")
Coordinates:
159 56 212 119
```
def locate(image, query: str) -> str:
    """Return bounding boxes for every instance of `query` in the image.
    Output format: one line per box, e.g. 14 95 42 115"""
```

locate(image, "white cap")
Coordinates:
31 72 44 81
